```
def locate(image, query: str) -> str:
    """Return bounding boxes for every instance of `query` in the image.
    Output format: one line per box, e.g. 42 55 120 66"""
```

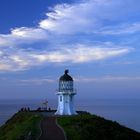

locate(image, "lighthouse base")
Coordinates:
55 94 77 115
55 110 77 116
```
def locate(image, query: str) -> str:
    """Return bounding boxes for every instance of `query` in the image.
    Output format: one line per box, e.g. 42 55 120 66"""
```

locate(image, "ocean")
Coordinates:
0 99 140 132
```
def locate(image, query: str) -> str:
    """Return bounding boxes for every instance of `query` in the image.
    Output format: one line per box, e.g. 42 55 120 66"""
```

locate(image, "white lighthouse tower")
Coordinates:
55 70 77 115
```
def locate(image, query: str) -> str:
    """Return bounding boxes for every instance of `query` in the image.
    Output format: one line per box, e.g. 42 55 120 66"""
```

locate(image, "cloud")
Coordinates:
39 0 105 34
0 0 138 72
39 0 140 35
11 27 47 40
0 27 47 47
31 45 131 63
0 44 131 71
98 23 140 35
0 63 12 71
0 0 139 47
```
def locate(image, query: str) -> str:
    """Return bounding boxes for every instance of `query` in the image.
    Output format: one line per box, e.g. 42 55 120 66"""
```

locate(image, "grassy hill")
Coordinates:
58 112 140 140
0 112 42 140
1 111 140 140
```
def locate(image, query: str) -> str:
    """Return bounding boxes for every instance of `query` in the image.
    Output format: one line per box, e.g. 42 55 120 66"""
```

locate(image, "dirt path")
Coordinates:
38 116 66 140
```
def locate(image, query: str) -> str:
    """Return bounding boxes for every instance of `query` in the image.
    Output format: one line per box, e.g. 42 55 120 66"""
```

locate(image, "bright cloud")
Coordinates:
0 27 47 47
0 44 131 71
39 0 140 35
32 47 130 63
11 27 47 40
0 0 139 71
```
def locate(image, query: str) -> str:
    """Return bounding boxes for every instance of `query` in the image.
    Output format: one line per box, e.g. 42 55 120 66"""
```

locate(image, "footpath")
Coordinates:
38 116 66 140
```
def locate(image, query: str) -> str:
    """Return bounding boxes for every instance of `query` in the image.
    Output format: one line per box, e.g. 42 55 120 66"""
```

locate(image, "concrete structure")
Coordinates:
55 70 77 115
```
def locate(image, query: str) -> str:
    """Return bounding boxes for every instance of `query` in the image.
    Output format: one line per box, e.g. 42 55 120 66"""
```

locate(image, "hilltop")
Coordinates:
58 111 140 140
0 111 140 140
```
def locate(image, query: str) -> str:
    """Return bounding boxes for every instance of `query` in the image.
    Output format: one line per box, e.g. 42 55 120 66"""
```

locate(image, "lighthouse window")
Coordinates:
60 96 62 102
70 96 72 101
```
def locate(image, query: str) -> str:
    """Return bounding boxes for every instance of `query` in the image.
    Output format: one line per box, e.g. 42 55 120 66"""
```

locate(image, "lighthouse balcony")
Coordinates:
56 89 77 95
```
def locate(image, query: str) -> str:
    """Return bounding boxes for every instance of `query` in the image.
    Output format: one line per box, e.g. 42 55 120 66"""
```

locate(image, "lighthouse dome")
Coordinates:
59 70 73 81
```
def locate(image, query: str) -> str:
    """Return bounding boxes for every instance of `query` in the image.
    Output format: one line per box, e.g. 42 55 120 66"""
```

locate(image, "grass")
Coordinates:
1 111 140 140
0 111 42 140
58 112 140 140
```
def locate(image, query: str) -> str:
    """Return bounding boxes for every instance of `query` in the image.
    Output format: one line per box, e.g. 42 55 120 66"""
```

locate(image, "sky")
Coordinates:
0 0 140 100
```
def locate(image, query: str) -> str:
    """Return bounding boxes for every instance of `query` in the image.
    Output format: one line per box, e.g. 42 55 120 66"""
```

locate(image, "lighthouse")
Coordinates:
55 70 77 115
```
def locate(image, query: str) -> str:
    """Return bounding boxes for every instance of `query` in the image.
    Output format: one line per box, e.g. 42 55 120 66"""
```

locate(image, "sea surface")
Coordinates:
0 99 140 132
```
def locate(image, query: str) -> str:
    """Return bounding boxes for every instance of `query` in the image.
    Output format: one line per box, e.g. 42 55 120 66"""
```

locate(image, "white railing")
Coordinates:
56 88 77 94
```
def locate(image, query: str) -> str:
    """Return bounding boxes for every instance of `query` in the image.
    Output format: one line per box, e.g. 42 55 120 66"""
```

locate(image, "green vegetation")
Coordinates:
1 111 140 140
0 112 42 140
58 112 140 140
